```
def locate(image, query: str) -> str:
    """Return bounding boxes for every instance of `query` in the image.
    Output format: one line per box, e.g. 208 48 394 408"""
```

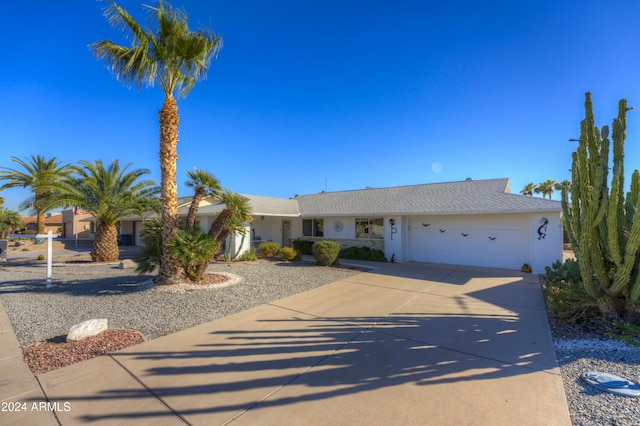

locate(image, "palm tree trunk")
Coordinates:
36 211 46 234
158 96 182 284
208 209 232 238
92 222 120 262
186 187 205 231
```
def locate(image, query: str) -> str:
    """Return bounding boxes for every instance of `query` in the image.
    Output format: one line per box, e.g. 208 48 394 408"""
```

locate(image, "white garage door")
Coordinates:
409 215 527 270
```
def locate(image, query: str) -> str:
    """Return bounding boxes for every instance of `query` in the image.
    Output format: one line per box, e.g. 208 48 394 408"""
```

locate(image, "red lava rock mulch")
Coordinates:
21 329 144 375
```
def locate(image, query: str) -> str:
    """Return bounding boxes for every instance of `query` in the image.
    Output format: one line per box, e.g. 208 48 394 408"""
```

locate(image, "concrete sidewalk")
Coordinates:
0 299 57 425
8 262 571 425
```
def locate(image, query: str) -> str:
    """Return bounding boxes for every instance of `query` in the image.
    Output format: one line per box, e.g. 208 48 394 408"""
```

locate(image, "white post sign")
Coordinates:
46 231 53 288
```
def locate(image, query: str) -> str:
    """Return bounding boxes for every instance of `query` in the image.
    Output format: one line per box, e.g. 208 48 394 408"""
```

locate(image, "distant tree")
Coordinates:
48 160 160 262
184 169 221 231
520 183 536 197
535 179 558 199
0 208 23 238
0 155 70 234
91 1 222 284
0 194 4 206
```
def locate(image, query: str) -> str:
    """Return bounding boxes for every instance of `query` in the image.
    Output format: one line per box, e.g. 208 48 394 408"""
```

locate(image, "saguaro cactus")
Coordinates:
563 92 640 322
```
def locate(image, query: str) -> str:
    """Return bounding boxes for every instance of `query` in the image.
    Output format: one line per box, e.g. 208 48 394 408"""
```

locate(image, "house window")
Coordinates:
89 221 95 233
356 218 383 239
302 219 324 237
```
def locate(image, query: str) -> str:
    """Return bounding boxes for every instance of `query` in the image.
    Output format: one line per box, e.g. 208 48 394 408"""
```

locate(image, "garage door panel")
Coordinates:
409 216 527 270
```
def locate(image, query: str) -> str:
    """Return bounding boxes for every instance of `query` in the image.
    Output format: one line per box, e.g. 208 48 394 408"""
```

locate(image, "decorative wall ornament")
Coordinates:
439 229 446 233
489 237 496 240
422 223 430 227
461 233 469 237
538 217 548 240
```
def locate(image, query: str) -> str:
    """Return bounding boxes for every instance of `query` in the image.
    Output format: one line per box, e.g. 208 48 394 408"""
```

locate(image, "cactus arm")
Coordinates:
611 202 640 296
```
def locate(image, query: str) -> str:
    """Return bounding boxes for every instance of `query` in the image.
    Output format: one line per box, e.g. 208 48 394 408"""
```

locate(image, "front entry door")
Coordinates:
282 220 291 247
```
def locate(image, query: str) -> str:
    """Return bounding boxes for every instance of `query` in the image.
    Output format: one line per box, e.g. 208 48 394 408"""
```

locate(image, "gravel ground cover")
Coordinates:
0 260 359 345
1 260 639 425
548 317 640 426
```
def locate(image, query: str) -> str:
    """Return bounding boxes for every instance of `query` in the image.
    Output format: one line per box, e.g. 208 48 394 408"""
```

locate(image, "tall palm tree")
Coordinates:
535 179 558 199
49 160 160 262
0 208 24 238
184 168 221 231
91 1 222 284
520 182 536 197
0 155 70 234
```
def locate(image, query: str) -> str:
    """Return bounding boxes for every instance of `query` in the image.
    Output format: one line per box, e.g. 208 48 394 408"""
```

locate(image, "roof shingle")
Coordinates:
296 178 561 216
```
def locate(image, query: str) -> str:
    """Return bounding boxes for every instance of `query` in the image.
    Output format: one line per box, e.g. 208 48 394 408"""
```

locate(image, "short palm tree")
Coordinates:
91 1 222 284
168 228 218 282
206 190 253 261
0 155 70 234
184 168 221 231
520 182 536 197
49 160 160 262
0 208 24 238
207 190 252 243
535 179 558 199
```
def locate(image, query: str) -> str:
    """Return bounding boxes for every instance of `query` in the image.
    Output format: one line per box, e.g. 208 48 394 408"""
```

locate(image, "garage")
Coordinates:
408 214 528 270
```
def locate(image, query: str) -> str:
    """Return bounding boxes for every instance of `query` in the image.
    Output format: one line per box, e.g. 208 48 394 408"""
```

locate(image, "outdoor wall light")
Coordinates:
389 218 395 226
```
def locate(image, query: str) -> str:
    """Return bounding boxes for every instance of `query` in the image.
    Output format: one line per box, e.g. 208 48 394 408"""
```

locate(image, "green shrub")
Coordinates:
259 241 281 258
135 218 163 274
339 246 387 262
543 259 596 320
167 228 218 282
279 247 297 262
22 230 36 235
240 247 258 261
312 240 340 266
37 254 45 261
292 240 314 255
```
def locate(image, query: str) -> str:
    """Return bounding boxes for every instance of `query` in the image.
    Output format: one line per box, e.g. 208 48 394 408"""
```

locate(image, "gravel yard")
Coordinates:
0 260 359 345
1 259 639 425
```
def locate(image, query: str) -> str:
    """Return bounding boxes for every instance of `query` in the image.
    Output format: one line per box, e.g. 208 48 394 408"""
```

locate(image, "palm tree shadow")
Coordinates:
39 278 559 423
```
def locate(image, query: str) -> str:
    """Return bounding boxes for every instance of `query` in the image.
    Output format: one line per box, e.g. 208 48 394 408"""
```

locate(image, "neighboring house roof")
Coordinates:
20 214 63 226
295 178 562 216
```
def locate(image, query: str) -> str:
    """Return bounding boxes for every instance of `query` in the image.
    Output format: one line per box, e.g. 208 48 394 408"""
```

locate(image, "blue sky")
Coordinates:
2 0 640 213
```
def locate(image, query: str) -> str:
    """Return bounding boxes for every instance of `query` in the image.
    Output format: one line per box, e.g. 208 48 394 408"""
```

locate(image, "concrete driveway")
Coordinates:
26 262 570 425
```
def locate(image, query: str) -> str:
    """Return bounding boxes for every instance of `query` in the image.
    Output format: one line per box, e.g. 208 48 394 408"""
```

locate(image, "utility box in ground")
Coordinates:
0 240 7 263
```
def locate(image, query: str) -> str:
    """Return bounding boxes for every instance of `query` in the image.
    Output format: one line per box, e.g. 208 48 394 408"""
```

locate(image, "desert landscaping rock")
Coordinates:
67 318 108 341
118 259 136 269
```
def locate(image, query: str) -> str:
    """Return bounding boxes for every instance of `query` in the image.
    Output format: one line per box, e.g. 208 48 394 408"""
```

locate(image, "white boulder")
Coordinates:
118 259 136 269
67 318 108 342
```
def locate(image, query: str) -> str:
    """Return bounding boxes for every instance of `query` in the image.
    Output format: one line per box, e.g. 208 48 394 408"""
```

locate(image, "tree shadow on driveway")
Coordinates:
35 271 565 425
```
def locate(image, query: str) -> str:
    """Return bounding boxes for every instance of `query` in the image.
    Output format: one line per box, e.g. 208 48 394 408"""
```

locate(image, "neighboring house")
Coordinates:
20 213 63 235
61 208 94 240
179 178 563 274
